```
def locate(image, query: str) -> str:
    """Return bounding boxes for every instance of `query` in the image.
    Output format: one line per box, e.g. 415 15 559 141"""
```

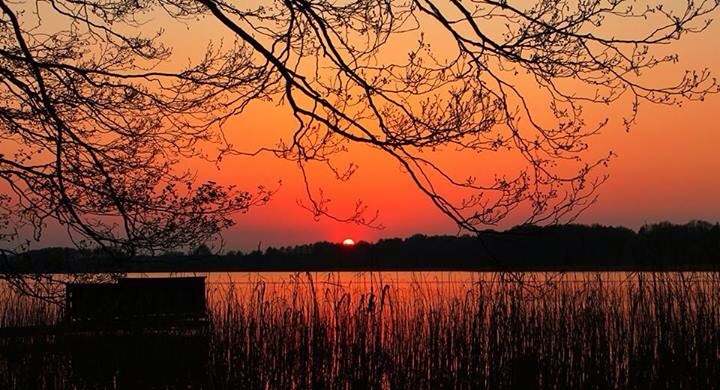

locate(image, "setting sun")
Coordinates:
342 238 356 247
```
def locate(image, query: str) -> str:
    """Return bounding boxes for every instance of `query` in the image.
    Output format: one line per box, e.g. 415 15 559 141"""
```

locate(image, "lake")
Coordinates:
2 271 719 388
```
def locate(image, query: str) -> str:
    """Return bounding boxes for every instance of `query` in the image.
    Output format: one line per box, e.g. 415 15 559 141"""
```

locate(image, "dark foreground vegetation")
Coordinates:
1 272 720 388
4 221 720 273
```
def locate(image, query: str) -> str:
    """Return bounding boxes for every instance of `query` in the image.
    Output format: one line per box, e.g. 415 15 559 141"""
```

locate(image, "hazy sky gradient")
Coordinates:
217 14 720 250
18 1 720 251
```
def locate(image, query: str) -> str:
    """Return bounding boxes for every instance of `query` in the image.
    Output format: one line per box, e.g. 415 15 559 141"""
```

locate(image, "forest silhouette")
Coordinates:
6 221 719 273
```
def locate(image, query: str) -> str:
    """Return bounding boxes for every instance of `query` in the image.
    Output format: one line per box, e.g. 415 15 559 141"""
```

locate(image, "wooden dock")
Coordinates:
1 277 210 387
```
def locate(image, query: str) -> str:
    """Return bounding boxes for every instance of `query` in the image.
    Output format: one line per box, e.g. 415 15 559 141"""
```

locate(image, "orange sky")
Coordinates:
15 1 720 251
206 9 720 250
217 85 720 250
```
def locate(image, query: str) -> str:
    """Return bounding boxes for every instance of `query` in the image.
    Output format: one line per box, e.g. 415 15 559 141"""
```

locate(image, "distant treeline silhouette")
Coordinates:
4 221 720 273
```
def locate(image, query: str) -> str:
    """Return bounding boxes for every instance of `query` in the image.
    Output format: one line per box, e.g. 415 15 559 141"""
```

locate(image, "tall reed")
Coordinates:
1 272 719 389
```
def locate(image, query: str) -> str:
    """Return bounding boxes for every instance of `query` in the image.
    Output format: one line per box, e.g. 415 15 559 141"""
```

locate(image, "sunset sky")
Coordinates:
194 8 720 251
10 1 720 251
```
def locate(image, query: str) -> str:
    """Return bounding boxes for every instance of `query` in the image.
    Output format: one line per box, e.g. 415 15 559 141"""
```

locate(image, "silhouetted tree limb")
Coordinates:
1 0 718 288
0 0 277 261
196 0 716 231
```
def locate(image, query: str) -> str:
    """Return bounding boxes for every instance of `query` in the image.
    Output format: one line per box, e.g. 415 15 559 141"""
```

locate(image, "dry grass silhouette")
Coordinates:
1 272 719 388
